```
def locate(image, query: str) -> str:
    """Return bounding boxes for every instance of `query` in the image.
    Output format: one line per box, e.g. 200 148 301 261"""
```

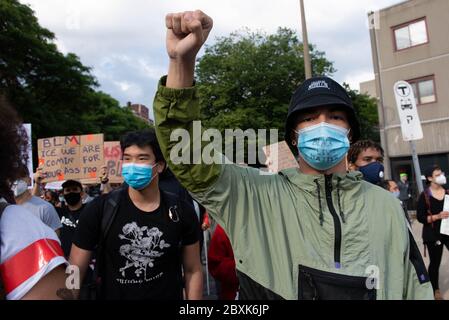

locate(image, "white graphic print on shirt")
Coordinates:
61 216 77 228
118 222 170 282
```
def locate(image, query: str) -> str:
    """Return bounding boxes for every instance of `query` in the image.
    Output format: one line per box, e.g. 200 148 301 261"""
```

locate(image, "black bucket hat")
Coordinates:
285 76 360 154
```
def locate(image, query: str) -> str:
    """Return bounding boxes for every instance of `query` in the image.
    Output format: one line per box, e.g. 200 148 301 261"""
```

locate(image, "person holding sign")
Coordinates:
417 165 449 300
153 10 433 299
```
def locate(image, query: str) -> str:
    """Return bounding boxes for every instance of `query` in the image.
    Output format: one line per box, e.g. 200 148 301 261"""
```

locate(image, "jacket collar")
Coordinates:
279 168 364 192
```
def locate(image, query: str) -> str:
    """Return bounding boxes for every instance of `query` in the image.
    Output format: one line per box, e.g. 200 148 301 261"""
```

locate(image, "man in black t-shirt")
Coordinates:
69 130 203 300
57 179 86 257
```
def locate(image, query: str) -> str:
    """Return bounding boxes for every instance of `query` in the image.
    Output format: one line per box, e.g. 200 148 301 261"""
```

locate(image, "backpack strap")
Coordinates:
159 190 186 299
100 188 124 242
95 187 125 295
160 190 184 223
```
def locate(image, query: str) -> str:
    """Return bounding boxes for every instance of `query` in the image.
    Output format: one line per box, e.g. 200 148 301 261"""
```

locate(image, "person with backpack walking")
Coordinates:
417 165 449 300
69 129 203 300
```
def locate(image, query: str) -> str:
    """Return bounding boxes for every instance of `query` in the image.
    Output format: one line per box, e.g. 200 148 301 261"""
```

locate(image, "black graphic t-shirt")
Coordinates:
57 204 85 257
73 188 199 300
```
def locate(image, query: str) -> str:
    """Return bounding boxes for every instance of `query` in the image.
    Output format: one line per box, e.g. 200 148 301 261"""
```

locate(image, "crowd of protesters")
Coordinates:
1 9 448 301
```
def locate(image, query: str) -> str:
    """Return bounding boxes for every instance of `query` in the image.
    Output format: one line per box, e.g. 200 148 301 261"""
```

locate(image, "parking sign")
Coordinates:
393 81 423 141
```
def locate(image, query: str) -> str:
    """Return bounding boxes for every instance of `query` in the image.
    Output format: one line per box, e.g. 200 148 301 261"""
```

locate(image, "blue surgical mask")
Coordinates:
393 191 400 198
297 122 350 171
122 163 157 190
358 162 384 185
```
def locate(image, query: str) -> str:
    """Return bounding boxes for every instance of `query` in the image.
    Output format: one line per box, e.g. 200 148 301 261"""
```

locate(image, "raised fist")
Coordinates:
165 10 213 62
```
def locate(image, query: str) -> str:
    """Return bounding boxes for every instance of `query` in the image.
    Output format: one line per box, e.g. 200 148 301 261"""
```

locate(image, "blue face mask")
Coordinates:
297 122 350 171
393 191 400 198
122 163 157 190
358 161 384 185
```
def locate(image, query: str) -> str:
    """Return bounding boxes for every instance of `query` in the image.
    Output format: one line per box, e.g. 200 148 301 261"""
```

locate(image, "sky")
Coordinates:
20 0 403 120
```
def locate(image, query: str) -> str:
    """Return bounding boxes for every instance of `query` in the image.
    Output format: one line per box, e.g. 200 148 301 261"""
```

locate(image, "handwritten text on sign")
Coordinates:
38 134 104 183
104 141 123 184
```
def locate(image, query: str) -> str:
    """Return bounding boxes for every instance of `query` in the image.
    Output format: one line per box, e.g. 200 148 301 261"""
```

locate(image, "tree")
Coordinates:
195 28 380 155
196 27 335 140
344 84 380 142
81 91 149 141
0 0 150 164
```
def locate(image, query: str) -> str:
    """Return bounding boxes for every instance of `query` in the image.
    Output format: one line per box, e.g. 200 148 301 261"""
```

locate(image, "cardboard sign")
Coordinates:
262 141 299 173
38 134 104 183
103 141 123 184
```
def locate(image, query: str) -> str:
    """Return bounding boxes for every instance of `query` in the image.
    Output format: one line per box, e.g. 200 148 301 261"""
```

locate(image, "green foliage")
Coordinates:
195 28 380 155
343 84 380 142
0 0 150 165
196 27 335 140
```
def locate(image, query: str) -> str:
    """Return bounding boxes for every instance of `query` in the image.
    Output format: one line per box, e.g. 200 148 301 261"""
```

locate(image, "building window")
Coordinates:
393 18 428 51
408 76 436 105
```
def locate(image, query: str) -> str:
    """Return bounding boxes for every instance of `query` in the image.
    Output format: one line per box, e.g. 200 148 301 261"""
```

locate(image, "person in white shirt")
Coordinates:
12 165 62 236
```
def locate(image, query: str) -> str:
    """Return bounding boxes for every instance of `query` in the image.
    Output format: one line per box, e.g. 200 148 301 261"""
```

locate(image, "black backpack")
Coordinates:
93 188 184 299
0 202 9 299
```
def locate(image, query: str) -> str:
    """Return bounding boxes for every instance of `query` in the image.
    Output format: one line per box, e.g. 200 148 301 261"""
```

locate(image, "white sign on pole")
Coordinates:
393 81 423 141
23 123 34 189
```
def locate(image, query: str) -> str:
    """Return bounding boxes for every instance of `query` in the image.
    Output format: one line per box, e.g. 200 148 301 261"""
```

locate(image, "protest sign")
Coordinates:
103 141 123 184
38 134 104 183
262 141 299 173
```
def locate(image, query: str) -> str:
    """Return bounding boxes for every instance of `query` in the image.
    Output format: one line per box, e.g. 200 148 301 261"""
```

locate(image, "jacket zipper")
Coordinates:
324 174 342 269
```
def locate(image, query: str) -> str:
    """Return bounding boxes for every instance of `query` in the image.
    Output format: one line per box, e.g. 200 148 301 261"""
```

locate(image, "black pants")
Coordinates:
426 235 449 292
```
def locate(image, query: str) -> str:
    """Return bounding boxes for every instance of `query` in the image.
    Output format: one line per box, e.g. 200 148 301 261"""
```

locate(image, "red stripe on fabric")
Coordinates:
0 239 64 294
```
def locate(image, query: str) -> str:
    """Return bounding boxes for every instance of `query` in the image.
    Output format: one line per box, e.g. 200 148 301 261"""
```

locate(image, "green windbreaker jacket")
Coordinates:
154 76 433 300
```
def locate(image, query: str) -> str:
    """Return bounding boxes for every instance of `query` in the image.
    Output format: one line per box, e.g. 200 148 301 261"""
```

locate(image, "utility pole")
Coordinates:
299 0 312 79
368 11 391 179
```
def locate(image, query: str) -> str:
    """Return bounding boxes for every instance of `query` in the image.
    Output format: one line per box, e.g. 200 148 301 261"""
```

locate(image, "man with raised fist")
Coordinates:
153 10 433 300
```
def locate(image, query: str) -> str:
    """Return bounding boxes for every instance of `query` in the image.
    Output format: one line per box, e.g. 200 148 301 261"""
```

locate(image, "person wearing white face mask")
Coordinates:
417 165 449 300
12 165 62 237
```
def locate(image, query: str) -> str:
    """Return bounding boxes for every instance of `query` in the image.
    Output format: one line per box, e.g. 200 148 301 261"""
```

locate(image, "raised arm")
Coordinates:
165 10 213 89
154 10 220 195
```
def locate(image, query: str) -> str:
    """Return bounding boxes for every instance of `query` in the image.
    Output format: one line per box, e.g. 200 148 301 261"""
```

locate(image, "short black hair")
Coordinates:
379 179 394 191
62 179 82 191
425 165 442 180
120 129 164 163
348 140 384 165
